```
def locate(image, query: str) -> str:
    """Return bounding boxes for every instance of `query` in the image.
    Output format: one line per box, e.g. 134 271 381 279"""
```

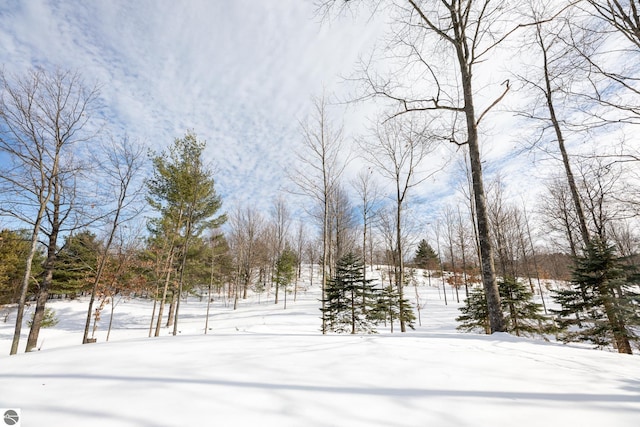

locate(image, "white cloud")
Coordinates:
0 0 385 214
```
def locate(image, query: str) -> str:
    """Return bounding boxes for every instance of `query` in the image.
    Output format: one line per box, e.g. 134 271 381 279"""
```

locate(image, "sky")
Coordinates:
1 272 639 426
0 0 388 212
1 1 636 243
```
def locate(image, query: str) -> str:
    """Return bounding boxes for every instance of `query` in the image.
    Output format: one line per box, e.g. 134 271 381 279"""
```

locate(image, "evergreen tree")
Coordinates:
457 278 551 337
274 247 297 308
0 229 41 305
552 239 640 354
321 252 380 334
52 230 99 297
456 287 490 334
147 132 226 336
414 239 439 269
501 277 552 337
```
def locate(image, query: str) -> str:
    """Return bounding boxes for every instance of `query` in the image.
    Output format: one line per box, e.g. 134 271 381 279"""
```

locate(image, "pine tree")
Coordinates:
321 252 380 334
552 239 640 354
52 230 99 298
457 278 550 337
147 132 226 336
414 239 439 269
370 279 416 333
456 287 490 334
0 229 41 305
274 247 297 309
501 277 552 338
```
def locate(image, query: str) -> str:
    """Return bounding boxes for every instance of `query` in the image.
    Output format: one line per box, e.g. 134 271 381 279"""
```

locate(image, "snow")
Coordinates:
0 279 639 427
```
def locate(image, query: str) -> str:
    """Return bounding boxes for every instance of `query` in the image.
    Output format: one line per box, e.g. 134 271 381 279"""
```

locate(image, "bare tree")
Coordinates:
351 168 383 285
291 95 348 334
442 205 461 303
432 219 448 306
0 68 99 354
328 185 358 267
360 118 437 332
227 205 264 307
82 136 146 344
517 2 593 249
538 177 582 256
291 220 305 301
578 0 640 122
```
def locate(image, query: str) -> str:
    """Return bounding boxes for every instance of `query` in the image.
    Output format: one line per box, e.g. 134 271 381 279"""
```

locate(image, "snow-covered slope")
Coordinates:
0 284 638 427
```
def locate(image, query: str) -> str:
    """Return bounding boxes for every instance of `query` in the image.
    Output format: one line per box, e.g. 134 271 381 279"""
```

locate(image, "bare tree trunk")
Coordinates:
83 137 143 344
10 217 45 354
435 222 448 306
106 296 118 342
539 23 591 247
173 218 193 336
149 281 159 337
166 290 176 328
26 176 63 353
461 70 506 332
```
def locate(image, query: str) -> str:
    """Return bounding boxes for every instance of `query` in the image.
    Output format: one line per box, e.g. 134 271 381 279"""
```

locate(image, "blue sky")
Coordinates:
3 0 632 244
0 0 387 213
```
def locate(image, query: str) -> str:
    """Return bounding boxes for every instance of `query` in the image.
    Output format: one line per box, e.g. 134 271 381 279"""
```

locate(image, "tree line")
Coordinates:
2 0 640 354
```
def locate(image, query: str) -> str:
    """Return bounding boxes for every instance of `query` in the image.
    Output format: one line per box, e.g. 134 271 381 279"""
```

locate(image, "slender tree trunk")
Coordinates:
10 215 45 354
447 232 460 304
205 283 212 334
106 296 117 341
166 290 176 328
173 218 193 336
539 27 591 248
396 192 407 332
321 194 329 334
149 282 159 337
462 84 506 332
435 228 448 306
83 217 121 344
154 248 175 337
274 269 280 304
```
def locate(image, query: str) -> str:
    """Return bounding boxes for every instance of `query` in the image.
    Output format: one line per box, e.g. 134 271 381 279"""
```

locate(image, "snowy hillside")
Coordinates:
0 281 639 427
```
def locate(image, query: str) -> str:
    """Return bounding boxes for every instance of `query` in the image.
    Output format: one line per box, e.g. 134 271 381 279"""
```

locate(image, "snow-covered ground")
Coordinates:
0 278 638 427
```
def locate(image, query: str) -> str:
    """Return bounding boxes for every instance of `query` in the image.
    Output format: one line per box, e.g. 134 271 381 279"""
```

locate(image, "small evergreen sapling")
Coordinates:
321 252 381 334
457 277 551 337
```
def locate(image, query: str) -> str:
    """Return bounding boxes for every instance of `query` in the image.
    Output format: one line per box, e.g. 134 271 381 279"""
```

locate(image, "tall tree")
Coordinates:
360 118 437 331
82 136 146 344
321 0 511 332
147 132 225 336
292 95 348 334
517 2 592 248
351 168 383 285
0 68 99 353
